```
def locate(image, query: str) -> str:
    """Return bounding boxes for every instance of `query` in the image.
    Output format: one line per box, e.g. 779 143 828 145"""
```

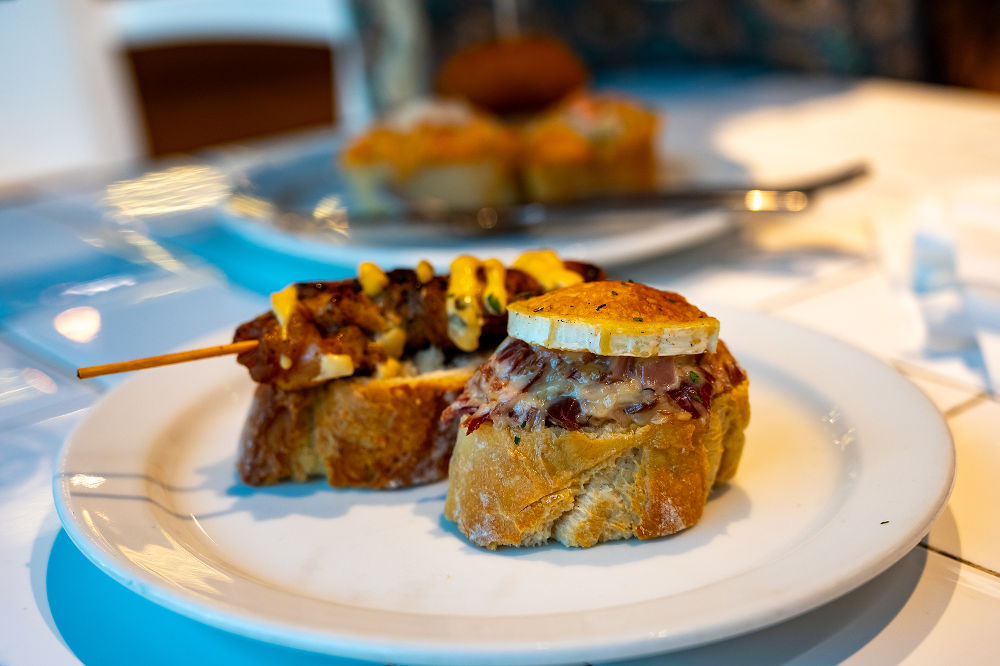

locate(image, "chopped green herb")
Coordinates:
513 436 521 444
689 371 700 383
533 306 544 312
692 393 703 403
515 291 535 299
596 303 607 311
611 290 618 296
880 520 889 525
668 298 677 303
520 421 526 428
486 293 502 314
633 316 643 322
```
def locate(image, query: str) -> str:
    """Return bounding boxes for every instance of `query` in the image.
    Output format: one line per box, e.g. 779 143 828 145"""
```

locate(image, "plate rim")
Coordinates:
217 203 734 269
53 306 955 665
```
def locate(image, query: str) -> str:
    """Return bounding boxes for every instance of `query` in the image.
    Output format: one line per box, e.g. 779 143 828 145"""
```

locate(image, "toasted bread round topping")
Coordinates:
507 281 719 356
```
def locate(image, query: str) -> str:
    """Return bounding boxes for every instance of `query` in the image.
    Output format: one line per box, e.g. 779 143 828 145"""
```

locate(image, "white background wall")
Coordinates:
0 0 139 188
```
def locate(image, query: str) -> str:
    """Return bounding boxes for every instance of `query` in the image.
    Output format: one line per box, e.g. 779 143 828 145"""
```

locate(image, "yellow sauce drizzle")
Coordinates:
358 262 389 298
512 250 582 291
447 255 483 351
270 284 298 339
482 258 507 315
416 259 434 284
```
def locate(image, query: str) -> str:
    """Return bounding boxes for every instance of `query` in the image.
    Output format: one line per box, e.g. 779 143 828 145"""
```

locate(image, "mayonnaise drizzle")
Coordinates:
416 259 434 284
445 251 574 351
446 255 483 352
482 258 507 315
512 250 582 291
358 262 388 298
270 284 298 339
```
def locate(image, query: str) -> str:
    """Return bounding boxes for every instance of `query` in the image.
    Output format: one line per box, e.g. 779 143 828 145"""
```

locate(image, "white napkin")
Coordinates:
949 180 1000 395
910 182 1000 394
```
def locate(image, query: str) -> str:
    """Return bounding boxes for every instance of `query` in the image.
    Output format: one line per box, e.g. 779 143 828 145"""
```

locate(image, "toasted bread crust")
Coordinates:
508 281 716 333
444 379 750 548
435 36 588 115
239 369 473 488
507 281 720 357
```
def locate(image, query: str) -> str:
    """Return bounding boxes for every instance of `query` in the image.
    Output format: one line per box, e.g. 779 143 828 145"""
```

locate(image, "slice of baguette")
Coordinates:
239 367 473 489
444 379 749 549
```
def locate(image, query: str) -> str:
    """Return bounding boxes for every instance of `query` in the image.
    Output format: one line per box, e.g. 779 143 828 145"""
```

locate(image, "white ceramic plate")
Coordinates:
220 204 733 269
53 307 954 665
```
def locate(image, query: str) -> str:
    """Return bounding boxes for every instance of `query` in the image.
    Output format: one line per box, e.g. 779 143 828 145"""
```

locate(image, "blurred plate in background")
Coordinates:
216 136 733 267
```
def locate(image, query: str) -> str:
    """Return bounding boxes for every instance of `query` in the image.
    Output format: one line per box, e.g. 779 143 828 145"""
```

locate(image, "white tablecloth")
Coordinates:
2 74 999 665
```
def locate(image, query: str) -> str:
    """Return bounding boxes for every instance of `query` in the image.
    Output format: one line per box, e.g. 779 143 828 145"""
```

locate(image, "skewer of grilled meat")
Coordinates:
232 257 604 488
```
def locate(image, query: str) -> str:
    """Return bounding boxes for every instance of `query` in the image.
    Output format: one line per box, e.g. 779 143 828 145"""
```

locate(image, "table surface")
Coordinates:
2 72 1000 665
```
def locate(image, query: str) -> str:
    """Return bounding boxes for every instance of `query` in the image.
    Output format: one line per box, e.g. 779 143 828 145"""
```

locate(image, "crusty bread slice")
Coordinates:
521 152 656 202
344 161 518 213
444 379 749 548
239 367 473 489
507 281 719 357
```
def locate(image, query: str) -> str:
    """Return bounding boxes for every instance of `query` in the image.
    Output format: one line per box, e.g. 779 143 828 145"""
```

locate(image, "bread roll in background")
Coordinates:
436 35 588 115
233 254 607 490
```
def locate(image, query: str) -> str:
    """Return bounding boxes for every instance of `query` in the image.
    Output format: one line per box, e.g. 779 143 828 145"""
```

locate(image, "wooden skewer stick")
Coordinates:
77 340 259 379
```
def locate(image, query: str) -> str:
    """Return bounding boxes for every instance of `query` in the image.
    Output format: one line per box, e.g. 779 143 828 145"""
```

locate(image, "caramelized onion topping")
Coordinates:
445 336 744 435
